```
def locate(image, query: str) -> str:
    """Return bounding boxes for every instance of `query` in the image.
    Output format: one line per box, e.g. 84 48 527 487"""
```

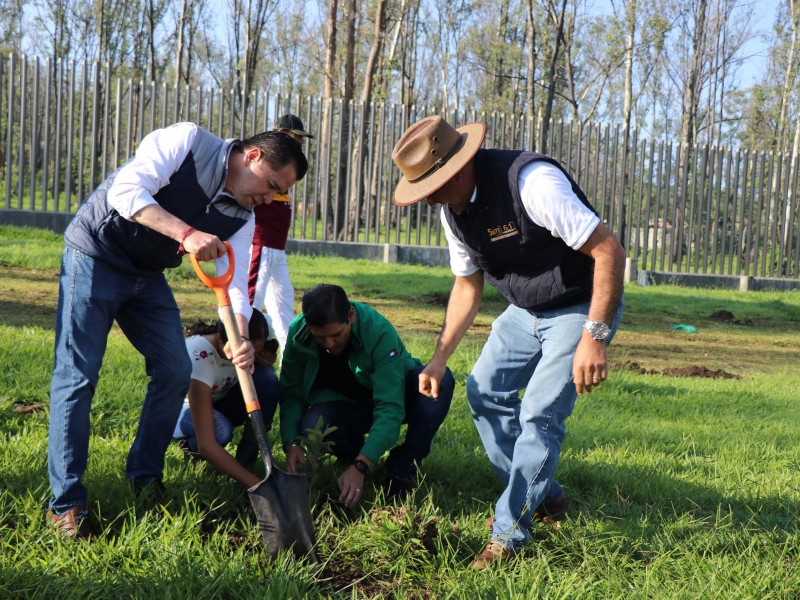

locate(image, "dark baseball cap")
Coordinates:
274 114 313 138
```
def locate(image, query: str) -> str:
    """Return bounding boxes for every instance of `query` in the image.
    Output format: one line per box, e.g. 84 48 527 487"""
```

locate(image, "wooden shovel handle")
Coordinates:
190 242 274 477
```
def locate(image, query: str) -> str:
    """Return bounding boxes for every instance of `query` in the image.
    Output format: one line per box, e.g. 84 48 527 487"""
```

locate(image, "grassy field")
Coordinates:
0 224 799 599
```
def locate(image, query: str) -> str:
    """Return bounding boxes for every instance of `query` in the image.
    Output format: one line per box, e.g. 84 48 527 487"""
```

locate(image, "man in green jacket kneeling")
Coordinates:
279 283 454 506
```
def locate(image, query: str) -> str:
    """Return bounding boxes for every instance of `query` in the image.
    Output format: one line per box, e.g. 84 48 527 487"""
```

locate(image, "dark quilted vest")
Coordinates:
443 149 596 310
64 127 250 276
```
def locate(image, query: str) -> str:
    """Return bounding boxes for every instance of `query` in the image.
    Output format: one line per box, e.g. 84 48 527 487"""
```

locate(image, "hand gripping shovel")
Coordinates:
190 243 317 561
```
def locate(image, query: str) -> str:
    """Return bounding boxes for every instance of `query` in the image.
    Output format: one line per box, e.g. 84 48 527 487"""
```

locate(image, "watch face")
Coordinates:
588 322 610 340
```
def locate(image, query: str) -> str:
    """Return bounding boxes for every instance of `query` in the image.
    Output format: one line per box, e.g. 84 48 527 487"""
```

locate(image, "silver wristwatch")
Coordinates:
583 320 610 341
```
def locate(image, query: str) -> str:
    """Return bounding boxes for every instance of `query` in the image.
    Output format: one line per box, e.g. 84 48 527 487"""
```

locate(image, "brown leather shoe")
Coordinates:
472 541 514 570
484 494 569 530
48 505 93 540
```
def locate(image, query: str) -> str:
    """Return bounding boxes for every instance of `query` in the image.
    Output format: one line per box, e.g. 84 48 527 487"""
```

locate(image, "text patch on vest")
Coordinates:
487 221 520 242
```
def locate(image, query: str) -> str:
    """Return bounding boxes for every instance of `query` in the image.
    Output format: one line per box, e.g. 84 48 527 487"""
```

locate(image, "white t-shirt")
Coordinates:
441 160 600 276
185 335 238 402
106 122 254 319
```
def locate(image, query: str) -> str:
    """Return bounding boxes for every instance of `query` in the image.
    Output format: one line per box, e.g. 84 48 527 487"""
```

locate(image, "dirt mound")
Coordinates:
622 362 740 379
661 365 740 379
708 310 753 326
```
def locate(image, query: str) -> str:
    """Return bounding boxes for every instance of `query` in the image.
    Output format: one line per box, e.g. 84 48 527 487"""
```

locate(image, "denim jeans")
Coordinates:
173 364 279 452
466 298 623 550
299 364 455 482
48 247 191 512
173 404 235 452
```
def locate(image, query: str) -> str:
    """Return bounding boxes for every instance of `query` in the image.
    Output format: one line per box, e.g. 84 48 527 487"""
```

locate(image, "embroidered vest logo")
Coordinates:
487 221 519 242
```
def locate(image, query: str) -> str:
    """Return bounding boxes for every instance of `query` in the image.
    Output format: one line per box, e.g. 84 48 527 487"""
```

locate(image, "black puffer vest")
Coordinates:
443 149 597 310
64 126 251 276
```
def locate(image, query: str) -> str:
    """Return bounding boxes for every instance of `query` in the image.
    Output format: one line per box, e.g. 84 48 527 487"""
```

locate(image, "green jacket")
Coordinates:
278 302 421 461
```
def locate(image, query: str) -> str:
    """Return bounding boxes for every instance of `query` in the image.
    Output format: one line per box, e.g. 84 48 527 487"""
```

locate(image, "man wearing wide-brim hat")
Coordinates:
391 115 626 569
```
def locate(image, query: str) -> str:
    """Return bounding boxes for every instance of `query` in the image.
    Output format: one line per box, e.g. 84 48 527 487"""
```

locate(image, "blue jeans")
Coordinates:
299 365 455 482
48 247 191 512
467 298 623 550
173 365 280 452
173 405 235 452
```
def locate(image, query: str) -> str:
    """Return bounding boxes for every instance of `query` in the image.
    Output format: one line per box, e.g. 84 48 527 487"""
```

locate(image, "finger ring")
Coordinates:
355 488 361 492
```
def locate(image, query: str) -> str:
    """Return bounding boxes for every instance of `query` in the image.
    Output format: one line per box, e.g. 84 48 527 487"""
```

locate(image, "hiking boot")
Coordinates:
472 540 514 570
485 494 568 530
48 505 93 540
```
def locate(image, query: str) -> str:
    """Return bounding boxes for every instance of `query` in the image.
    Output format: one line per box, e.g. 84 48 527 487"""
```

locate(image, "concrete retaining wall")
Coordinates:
0 209 73 232
636 269 800 292
3 209 798 288
0 208 450 269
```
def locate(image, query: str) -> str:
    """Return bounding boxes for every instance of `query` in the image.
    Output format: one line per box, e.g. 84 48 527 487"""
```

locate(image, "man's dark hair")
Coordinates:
301 284 351 327
214 308 269 343
241 130 308 181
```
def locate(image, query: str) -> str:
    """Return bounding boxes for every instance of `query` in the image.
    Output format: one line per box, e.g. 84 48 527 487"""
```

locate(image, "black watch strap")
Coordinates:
350 458 369 475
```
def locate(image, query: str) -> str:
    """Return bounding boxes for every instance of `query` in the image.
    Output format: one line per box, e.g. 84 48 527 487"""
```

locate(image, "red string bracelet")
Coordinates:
177 226 195 255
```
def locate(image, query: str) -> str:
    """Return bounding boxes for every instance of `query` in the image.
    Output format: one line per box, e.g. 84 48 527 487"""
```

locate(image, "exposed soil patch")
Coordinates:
662 365 741 379
422 292 450 307
708 310 753 326
623 362 741 379
12 400 47 414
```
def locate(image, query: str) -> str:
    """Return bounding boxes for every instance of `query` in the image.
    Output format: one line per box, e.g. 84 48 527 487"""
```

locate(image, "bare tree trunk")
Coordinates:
362 0 387 104
320 0 338 235
403 0 422 108
776 0 800 271
777 0 798 154
495 0 510 98
621 0 637 253
675 0 707 264
94 0 105 64
383 0 408 99
242 0 274 131
561 1 582 122
680 0 706 152
375 0 410 228
349 0 388 239
435 2 450 110
785 88 800 268
147 0 158 81
175 0 187 116
525 0 537 147
336 0 356 240
622 0 635 156
539 0 568 154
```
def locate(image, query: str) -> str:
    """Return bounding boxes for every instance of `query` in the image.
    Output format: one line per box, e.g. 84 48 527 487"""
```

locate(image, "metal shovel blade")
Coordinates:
190 247 317 560
248 466 317 561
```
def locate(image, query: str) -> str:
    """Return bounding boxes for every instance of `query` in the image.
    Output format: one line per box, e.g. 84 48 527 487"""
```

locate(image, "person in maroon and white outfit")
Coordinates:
248 114 313 350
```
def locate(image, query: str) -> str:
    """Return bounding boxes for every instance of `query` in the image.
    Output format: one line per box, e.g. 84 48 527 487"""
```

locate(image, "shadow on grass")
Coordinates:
0 290 58 330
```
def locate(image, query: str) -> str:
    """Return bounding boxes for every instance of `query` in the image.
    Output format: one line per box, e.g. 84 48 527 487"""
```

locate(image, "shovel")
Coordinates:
190 242 317 561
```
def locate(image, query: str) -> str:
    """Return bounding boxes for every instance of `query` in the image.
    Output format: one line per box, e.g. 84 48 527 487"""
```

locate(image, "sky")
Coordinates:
738 0 779 85
586 0 779 87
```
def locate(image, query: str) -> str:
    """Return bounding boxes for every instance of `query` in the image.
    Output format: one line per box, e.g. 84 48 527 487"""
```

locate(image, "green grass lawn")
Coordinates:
0 225 798 598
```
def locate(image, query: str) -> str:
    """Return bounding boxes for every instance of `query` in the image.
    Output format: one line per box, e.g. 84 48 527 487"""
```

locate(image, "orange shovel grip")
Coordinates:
190 241 262 414
189 241 235 307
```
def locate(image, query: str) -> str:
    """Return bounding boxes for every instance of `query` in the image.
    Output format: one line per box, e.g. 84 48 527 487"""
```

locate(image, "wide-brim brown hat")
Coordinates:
392 116 486 207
